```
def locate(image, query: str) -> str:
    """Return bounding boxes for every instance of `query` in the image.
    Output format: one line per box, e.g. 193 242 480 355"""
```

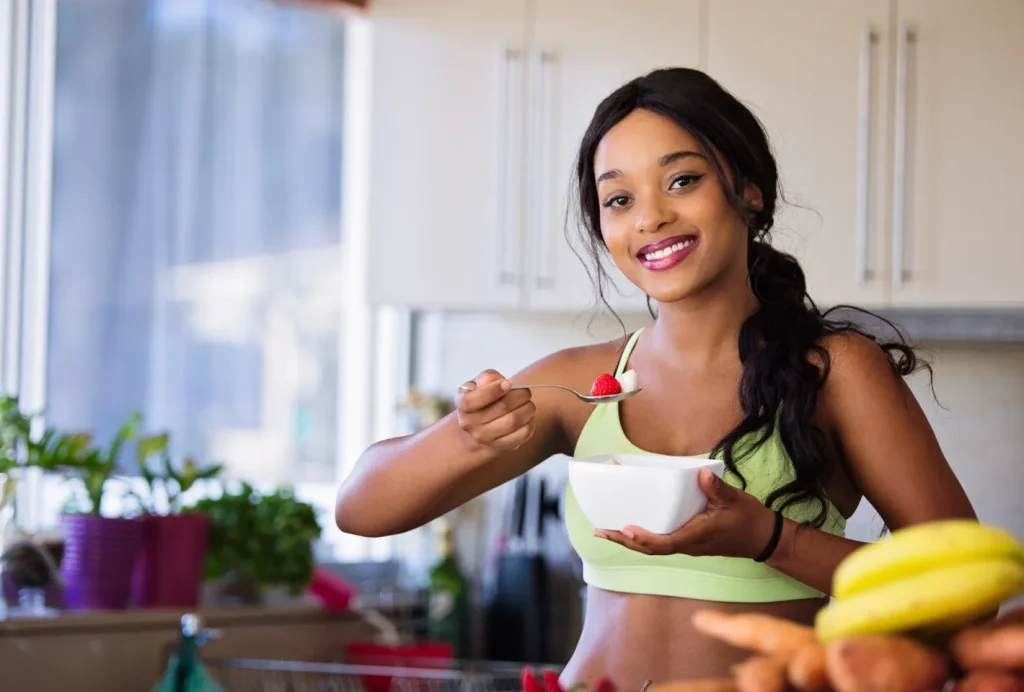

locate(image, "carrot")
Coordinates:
952 671 1024 692
732 656 787 692
649 681 737 692
951 624 1024 671
691 609 817 660
788 642 830 692
826 635 950 692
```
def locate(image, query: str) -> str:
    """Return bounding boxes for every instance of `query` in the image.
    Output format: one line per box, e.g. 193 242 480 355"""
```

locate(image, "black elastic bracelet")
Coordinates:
753 511 784 563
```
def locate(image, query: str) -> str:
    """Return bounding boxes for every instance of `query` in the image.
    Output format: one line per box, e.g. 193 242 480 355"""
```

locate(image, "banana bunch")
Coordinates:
815 519 1024 643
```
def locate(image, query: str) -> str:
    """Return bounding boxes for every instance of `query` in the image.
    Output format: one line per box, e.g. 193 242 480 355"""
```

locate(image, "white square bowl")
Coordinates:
568 453 726 534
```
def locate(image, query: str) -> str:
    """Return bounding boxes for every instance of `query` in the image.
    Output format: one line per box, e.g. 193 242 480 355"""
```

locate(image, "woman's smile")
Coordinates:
636 234 699 271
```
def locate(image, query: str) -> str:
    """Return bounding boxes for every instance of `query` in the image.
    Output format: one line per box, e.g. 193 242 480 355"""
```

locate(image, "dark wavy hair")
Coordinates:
571 67 927 527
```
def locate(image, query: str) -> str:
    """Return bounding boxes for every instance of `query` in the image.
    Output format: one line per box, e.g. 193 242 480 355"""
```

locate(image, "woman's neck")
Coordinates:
649 277 759 369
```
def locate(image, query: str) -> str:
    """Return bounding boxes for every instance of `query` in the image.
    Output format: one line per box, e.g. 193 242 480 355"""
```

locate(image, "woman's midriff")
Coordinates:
559 587 827 690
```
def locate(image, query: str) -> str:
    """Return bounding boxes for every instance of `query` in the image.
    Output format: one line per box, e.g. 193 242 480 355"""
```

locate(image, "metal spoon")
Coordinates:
457 382 642 404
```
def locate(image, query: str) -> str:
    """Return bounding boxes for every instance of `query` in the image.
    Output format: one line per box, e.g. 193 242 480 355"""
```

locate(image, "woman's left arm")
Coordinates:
764 334 976 592
596 334 976 595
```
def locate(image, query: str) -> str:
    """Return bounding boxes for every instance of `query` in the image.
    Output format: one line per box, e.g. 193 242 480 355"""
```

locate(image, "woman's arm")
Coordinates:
763 334 976 593
334 352 576 538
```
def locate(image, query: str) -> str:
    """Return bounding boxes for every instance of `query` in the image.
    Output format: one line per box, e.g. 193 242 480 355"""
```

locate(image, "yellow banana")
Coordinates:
816 557 1024 643
833 519 1024 599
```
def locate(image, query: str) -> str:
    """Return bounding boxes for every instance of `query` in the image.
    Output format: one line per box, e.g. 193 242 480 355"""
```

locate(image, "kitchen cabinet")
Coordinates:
367 0 699 313
368 0 529 310
890 0 1024 307
371 0 1024 311
707 0 1024 309
706 0 892 309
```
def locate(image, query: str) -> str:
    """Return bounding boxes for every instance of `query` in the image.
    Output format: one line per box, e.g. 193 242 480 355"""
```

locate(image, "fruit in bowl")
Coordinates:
568 453 726 534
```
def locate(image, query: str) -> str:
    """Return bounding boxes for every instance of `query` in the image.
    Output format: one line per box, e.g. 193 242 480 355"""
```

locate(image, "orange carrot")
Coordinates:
732 656 787 692
952 671 1024 692
691 610 817 660
952 624 1024 671
787 643 830 692
826 635 950 692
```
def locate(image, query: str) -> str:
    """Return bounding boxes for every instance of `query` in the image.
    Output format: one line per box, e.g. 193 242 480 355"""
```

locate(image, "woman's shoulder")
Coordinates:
814 330 918 418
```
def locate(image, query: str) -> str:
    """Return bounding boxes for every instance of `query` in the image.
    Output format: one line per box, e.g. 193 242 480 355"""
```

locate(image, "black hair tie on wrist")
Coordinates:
753 511 784 563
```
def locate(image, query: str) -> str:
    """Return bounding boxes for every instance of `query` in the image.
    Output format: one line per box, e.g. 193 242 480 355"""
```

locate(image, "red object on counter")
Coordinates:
306 566 357 611
346 642 454 692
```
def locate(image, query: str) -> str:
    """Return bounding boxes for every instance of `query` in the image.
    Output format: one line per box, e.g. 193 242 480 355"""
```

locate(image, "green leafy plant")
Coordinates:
129 432 224 515
188 483 322 596
0 393 93 485
60 412 142 515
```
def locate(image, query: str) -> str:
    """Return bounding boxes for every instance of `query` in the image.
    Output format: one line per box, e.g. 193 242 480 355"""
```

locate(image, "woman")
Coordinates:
335 68 975 686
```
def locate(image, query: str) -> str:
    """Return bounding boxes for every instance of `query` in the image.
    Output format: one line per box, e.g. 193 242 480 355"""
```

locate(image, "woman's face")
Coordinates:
593 109 753 304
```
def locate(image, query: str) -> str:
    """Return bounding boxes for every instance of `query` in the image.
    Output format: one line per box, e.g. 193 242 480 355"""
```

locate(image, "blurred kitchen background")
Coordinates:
0 0 1021 689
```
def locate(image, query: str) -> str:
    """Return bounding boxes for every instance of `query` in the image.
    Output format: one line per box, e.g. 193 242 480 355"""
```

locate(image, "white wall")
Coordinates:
422 311 1024 542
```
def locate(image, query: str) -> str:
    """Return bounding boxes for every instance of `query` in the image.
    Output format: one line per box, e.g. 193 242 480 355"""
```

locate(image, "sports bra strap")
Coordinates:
614 329 644 376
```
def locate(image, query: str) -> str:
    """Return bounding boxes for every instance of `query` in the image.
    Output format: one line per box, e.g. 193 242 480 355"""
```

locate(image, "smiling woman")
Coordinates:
335 67 976 687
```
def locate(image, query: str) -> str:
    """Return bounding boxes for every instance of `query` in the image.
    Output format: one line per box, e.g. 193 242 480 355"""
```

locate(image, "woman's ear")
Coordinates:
744 183 764 211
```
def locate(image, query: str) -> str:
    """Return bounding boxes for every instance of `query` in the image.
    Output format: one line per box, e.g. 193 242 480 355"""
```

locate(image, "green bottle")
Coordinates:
426 519 469 659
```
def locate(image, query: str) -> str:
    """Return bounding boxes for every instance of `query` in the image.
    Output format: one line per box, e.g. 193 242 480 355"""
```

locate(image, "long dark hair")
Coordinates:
571 67 927 527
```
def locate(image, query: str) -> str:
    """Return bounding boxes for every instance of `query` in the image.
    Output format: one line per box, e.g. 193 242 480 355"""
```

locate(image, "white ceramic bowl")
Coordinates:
568 453 726 534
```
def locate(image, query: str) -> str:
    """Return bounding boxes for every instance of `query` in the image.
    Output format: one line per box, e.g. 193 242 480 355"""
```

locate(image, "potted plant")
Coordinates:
128 433 222 608
0 396 87 609
188 483 321 605
57 412 145 610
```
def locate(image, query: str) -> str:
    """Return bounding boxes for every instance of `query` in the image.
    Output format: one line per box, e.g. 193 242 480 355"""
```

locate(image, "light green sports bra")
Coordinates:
564 328 846 603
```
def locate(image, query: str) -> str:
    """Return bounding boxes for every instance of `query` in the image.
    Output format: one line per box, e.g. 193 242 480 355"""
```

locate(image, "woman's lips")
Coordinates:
636 235 698 271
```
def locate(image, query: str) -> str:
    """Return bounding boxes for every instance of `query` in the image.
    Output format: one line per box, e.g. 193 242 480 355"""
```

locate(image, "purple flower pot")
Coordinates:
60 514 143 610
131 512 211 608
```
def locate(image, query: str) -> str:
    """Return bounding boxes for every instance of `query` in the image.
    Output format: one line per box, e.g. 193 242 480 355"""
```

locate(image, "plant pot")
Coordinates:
60 514 143 610
131 512 211 608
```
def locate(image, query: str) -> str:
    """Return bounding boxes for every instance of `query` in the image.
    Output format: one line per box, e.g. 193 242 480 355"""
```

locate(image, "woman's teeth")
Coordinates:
642 238 694 261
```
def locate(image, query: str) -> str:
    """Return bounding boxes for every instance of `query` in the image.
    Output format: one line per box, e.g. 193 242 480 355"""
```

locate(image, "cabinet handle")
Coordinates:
532 50 557 291
496 47 523 287
855 24 875 284
892 23 911 289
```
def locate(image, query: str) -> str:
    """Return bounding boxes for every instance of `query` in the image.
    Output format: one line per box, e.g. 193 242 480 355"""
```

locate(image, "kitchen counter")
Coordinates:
0 602 412 691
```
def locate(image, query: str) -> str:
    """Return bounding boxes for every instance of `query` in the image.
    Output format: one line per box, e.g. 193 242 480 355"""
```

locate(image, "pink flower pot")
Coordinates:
60 514 143 610
131 513 211 608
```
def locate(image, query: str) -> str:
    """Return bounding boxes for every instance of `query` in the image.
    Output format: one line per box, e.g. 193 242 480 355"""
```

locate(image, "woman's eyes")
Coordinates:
601 174 704 209
670 174 702 189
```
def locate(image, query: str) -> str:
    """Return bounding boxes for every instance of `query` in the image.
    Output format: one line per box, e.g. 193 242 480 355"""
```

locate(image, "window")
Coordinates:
48 0 349 484
2 0 388 557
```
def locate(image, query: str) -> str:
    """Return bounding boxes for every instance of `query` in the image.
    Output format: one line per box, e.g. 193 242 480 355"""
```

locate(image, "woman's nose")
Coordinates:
633 194 675 234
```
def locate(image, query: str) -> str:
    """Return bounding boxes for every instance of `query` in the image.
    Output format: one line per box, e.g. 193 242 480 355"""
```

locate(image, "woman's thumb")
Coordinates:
699 467 730 500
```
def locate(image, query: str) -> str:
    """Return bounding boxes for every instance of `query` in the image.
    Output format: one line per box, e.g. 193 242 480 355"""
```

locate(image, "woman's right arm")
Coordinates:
334 356 574 537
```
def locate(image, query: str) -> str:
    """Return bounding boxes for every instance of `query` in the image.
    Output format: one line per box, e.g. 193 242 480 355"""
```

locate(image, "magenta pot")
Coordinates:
60 514 143 610
131 512 211 608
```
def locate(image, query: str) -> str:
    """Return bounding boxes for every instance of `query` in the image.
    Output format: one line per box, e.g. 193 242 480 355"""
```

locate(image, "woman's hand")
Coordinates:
595 468 778 559
456 370 537 452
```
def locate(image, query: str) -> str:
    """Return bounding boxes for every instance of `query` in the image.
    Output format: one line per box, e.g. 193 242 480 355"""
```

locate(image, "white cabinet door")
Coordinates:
890 0 1024 307
706 0 892 309
367 0 528 309
523 0 701 314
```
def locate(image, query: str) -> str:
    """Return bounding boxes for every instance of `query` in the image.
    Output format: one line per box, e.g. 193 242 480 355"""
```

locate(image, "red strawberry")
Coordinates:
542 670 564 692
590 373 622 397
521 668 543 692
592 678 616 692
